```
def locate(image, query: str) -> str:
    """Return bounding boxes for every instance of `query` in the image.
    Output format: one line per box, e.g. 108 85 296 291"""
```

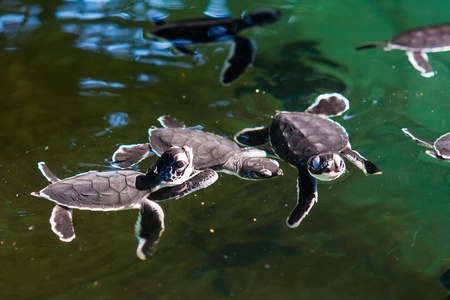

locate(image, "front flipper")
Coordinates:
286 163 318 228
341 147 382 175
50 205 75 242
112 143 153 169
135 199 165 260
234 126 270 146
149 169 218 201
401 128 434 148
220 36 256 85
406 51 434 78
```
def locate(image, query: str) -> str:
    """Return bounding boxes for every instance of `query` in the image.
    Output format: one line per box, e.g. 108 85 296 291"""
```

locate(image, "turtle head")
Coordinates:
241 9 281 28
238 157 283 180
145 146 194 190
307 153 345 181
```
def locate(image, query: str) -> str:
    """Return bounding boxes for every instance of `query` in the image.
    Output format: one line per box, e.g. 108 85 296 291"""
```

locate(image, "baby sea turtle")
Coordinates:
402 128 450 161
235 93 382 228
148 8 281 84
356 23 450 77
112 115 283 185
31 146 213 260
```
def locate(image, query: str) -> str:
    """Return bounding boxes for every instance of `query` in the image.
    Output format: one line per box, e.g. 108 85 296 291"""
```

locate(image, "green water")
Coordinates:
1 0 449 298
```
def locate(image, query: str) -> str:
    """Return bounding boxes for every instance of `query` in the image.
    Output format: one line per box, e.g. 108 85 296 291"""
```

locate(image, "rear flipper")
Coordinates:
50 205 75 242
406 51 434 78
135 199 165 260
286 163 318 228
37 162 59 183
305 93 349 117
112 143 153 169
341 147 382 175
149 169 218 201
221 36 256 85
234 126 270 146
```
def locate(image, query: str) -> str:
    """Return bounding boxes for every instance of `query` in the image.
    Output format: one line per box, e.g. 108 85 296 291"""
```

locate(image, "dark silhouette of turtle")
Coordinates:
31 146 214 260
112 115 283 184
402 128 450 161
235 93 382 228
148 8 281 84
356 23 450 77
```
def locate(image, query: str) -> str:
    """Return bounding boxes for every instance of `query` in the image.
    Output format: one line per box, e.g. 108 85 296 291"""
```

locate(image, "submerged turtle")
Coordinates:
235 93 382 228
147 8 281 84
112 115 283 185
31 146 215 260
356 23 450 77
402 128 450 161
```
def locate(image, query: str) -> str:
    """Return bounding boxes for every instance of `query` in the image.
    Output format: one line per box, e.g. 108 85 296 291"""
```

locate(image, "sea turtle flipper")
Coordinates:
341 147 382 175
149 169 219 201
112 143 154 169
402 128 434 148
406 51 434 78
37 162 60 183
220 36 256 85
305 93 350 117
286 163 318 228
158 115 186 128
50 205 75 242
234 126 270 146
135 199 165 260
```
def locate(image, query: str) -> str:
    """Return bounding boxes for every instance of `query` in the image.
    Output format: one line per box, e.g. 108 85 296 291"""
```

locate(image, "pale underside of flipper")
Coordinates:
135 199 165 260
112 143 153 169
340 147 382 175
406 51 435 78
286 163 318 228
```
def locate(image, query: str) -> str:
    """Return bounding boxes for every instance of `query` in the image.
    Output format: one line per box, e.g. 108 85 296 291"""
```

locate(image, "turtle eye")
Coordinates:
174 160 186 169
311 156 322 170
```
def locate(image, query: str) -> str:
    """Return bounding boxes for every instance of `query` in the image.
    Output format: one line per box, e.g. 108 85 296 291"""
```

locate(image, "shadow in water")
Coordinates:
236 40 348 110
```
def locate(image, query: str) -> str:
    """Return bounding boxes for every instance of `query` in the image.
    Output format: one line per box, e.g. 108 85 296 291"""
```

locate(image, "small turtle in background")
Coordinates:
356 23 450 77
112 115 283 183
235 93 382 228
31 146 214 260
148 8 281 84
402 128 450 161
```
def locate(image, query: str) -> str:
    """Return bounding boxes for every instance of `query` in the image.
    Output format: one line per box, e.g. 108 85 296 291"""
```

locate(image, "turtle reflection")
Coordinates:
235 40 347 110
145 8 281 85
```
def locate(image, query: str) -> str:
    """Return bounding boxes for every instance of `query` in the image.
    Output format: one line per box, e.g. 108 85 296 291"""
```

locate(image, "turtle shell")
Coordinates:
390 24 450 52
37 170 149 211
149 128 240 169
435 132 450 159
269 112 349 165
